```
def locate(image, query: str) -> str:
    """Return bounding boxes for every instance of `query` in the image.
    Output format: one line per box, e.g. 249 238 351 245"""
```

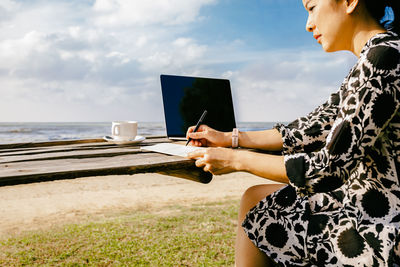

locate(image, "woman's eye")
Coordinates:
309 6 315 12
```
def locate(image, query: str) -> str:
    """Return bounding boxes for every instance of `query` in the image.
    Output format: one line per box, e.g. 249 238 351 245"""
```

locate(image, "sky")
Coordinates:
0 0 357 122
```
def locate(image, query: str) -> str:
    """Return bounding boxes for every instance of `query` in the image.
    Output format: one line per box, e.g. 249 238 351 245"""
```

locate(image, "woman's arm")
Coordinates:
187 125 283 151
236 129 283 151
235 149 288 183
187 147 289 184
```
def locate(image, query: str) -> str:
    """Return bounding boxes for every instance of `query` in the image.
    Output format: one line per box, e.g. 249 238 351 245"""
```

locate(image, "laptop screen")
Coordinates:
160 74 236 138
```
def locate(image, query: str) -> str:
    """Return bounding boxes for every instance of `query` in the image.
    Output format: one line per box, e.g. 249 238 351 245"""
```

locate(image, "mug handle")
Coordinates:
112 125 120 136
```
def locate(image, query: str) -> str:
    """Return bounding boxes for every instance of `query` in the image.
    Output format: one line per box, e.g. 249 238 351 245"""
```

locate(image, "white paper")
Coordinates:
141 143 203 157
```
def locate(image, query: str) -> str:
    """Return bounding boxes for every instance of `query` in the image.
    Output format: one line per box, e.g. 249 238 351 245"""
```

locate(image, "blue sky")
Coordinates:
0 0 356 122
196 0 310 50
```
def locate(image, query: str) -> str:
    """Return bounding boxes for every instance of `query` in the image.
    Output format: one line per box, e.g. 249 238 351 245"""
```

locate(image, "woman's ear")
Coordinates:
345 0 359 14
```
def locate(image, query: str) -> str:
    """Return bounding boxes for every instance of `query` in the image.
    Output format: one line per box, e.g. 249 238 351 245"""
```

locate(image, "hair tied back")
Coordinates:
385 0 400 33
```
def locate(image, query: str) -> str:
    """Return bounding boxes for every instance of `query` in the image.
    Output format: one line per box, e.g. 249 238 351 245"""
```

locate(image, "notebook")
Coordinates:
142 143 201 157
160 74 236 140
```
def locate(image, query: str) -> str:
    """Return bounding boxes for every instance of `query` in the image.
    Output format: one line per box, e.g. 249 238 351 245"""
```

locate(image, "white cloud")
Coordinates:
92 0 217 27
229 50 356 122
137 37 207 72
0 0 358 123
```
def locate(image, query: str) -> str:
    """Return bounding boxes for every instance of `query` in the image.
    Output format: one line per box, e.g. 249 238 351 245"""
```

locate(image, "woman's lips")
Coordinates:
314 34 322 43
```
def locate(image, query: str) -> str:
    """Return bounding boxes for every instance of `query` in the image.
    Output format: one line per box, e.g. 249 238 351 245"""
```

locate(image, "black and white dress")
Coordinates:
242 31 400 266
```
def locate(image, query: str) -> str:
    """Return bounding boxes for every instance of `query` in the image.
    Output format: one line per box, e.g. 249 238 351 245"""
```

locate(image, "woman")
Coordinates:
187 0 400 265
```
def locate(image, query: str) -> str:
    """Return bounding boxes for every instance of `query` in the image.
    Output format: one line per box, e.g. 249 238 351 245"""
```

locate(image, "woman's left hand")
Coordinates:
187 147 239 175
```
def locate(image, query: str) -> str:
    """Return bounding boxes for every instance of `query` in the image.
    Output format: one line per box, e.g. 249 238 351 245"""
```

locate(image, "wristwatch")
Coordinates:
232 128 239 148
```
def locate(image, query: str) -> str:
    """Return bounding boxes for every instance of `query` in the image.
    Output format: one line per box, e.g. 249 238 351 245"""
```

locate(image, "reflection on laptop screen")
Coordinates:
160 74 236 139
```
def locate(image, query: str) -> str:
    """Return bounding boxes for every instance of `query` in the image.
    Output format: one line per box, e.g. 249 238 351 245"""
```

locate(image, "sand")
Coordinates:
0 172 278 237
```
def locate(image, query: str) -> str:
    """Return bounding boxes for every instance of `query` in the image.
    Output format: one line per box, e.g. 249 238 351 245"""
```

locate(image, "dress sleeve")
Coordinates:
284 44 400 196
274 89 340 154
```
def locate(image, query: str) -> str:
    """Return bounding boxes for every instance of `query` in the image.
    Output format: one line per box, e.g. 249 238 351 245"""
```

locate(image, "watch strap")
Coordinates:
232 128 239 148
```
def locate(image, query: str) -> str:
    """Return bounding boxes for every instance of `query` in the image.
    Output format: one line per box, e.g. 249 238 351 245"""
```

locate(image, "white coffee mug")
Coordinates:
111 121 137 140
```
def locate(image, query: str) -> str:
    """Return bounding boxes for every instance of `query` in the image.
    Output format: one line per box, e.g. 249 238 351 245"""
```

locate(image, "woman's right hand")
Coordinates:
186 124 230 147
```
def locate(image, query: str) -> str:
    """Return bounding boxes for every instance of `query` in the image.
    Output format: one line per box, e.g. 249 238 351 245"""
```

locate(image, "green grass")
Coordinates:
0 199 240 266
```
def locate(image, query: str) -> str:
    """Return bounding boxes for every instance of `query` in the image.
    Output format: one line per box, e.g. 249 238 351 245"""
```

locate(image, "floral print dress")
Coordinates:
242 31 400 266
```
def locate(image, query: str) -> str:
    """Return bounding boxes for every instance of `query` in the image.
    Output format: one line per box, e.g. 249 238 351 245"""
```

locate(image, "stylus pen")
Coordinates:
186 110 208 146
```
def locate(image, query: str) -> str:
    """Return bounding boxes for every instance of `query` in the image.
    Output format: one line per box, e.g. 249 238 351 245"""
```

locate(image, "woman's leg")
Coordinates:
235 184 285 267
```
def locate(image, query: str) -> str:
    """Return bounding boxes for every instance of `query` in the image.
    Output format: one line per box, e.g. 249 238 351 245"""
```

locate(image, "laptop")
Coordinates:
160 74 236 140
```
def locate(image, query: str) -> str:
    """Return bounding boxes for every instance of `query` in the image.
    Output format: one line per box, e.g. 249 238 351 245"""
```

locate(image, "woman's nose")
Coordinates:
305 15 314 32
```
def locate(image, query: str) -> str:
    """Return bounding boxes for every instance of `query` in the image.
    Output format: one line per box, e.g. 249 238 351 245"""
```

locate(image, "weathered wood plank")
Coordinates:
0 151 212 186
157 167 212 184
0 147 143 164
0 138 178 163
0 161 211 186
0 137 170 158
0 152 172 176
0 137 213 186
0 139 105 150
0 135 168 150
0 141 140 156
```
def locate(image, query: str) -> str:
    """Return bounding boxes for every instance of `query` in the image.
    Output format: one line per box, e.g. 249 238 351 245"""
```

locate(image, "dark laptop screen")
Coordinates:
160 74 236 138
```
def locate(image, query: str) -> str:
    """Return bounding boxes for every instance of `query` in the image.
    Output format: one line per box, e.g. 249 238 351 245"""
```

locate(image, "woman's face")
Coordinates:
303 0 351 52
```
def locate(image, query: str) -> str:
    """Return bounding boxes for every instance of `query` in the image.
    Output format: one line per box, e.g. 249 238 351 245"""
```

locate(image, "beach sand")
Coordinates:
0 172 279 237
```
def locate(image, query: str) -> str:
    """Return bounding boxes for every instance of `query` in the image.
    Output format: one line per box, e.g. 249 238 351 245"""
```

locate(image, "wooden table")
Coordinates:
0 136 212 186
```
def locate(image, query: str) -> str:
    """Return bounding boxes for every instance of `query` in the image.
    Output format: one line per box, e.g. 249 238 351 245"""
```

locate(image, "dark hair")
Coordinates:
364 0 400 34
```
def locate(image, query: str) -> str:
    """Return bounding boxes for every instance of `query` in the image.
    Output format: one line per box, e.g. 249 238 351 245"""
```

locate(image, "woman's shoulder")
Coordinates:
361 31 400 72
369 31 400 48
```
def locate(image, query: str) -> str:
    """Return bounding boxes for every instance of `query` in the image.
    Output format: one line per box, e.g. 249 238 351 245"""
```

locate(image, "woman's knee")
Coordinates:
238 184 284 221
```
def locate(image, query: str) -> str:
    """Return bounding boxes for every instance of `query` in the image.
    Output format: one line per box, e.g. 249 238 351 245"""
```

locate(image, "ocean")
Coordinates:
0 122 279 144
